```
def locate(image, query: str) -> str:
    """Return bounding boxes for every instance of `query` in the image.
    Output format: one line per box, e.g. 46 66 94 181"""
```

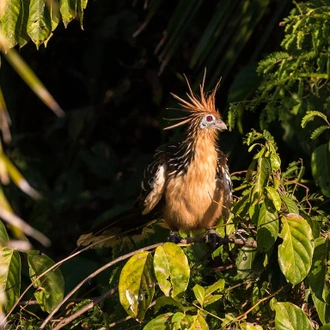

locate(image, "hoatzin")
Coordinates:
78 73 232 247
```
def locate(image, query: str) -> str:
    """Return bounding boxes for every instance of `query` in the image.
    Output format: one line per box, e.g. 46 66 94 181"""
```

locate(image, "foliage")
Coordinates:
0 0 329 329
0 0 89 49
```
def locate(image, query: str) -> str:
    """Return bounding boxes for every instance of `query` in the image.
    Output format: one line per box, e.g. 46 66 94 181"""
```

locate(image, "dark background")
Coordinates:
1 0 294 261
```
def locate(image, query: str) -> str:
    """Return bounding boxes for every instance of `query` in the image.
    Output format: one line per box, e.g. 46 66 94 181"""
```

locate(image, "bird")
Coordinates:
78 72 232 247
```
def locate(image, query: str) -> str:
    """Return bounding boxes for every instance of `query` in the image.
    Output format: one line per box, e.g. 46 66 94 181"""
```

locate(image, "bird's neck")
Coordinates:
181 129 219 168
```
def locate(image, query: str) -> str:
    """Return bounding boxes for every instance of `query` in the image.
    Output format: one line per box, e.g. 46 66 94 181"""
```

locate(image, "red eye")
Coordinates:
206 115 214 122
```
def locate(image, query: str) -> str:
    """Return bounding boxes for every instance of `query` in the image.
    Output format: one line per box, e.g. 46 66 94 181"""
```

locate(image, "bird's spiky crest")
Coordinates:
164 71 221 131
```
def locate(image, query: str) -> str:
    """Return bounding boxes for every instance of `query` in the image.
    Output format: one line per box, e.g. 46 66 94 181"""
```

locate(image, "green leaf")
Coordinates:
27 250 65 313
190 312 209 330
154 242 190 297
265 186 281 211
0 0 23 48
256 201 279 252
270 152 281 171
278 214 314 285
311 125 330 140
205 278 225 295
27 0 52 48
143 312 174 330
319 325 330 330
59 0 77 28
0 220 9 244
193 284 205 306
255 157 271 193
154 296 184 314
119 251 155 321
308 237 327 301
236 245 257 280
311 142 330 198
0 247 21 312
173 312 194 329
312 283 330 325
301 111 328 128
281 196 299 214
273 302 313 330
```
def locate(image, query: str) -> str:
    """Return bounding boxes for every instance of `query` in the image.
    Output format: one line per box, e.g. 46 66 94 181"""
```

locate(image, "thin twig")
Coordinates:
52 287 117 330
2 234 124 327
40 242 163 329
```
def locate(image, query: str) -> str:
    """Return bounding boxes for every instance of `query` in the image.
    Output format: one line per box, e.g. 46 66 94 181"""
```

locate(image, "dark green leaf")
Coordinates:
308 237 327 301
312 283 330 325
27 250 65 313
0 220 9 244
311 143 330 198
257 201 279 252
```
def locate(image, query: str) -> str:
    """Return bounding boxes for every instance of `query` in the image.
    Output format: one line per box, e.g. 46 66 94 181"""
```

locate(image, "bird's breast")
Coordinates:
164 140 223 231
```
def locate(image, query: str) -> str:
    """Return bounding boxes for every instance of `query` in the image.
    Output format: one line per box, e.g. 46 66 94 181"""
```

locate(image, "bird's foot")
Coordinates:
205 229 221 248
230 229 249 243
167 231 182 244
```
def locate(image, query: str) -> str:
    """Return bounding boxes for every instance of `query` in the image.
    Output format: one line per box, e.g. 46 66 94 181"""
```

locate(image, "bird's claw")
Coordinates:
205 229 221 248
231 229 249 243
167 231 182 243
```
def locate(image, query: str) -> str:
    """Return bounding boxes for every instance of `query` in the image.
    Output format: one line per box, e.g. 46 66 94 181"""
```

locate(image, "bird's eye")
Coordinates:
206 115 215 122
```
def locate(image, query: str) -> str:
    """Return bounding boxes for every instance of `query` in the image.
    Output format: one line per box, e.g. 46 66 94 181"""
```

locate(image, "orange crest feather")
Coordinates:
164 71 221 131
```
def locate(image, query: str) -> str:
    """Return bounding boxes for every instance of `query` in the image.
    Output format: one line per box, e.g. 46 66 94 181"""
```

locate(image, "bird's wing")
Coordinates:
139 145 168 215
216 148 232 219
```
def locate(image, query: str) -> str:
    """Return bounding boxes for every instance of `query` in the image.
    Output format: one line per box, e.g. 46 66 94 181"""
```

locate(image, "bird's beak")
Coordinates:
215 119 227 132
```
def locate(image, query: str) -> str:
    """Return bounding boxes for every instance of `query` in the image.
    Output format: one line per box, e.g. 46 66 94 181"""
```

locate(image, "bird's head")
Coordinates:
164 72 227 133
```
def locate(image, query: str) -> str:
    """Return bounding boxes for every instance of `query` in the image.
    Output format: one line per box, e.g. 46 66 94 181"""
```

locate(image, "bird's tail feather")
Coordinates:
77 207 158 248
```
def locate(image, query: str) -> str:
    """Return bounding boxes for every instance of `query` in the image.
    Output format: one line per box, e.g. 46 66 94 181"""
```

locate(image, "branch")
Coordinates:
52 287 117 330
40 242 163 329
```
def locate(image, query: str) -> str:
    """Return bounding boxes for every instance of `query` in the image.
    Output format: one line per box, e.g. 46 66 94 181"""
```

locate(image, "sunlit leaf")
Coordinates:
281 195 299 214
143 312 174 330
154 296 184 314
301 110 328 128
27 0 52 48
189 312 209 330
273 302 313 330
265 186 281 211
154 242 190 297
193 284 205 306
27 250 65 313
278 214 314 285
1 153 41 200
3 48 65 117
0 247 21 312
311 125 330 140
59 0 77 28
119 251 155 321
